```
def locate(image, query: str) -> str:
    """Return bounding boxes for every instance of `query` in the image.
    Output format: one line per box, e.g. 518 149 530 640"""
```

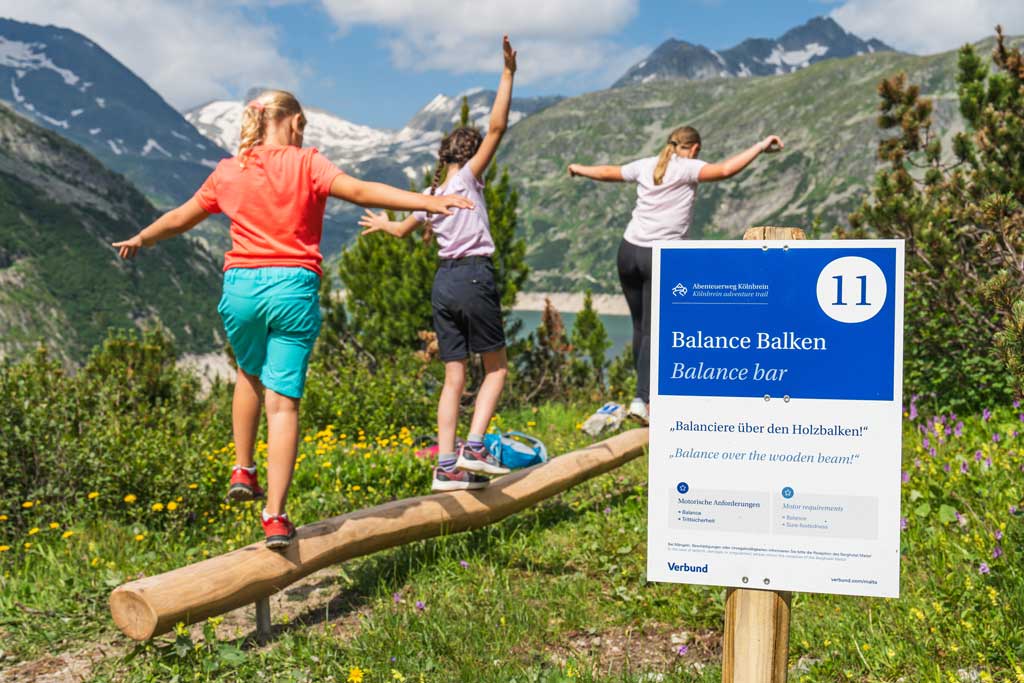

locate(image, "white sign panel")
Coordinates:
646 240 904 597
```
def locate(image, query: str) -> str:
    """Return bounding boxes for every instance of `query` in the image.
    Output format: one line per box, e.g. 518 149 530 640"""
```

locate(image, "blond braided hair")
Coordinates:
237 89 305 168
653 126 701 185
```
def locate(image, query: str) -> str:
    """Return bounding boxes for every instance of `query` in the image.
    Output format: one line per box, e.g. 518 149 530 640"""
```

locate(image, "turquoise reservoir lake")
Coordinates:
507 311 633 360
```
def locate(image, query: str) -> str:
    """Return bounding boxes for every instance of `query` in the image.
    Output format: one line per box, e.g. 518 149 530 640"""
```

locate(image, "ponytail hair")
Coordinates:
237 89 305 167
430 127 483 194
653 126 701 185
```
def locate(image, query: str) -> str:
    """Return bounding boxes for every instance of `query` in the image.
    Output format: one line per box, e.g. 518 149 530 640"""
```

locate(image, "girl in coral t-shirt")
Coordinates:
114 90 472 550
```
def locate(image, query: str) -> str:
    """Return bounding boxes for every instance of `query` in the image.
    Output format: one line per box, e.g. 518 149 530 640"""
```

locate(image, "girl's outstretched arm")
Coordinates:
112 198 210 259
330 176 473 215
698 135 783 182
358 211 422 239
467 36 516 180
567 164 625 182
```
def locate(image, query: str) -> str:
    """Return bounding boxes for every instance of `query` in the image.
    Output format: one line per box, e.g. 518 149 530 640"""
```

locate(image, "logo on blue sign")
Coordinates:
676 482 689 494
782 486 794 499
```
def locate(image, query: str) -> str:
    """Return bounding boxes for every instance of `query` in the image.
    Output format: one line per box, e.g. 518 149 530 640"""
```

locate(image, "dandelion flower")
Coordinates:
0 545 9 552
87 492 99 500
27 527 39 536
23 542 32 549
347 667 365 683
21 501 33 509
0 515 7 522
62 530 74 539
167 502 178 511
135 534 145 542
152 503 164 512
188 483 198 490
124 494 137 504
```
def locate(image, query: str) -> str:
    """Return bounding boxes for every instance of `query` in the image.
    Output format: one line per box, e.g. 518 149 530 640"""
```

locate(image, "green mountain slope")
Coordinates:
0 104 223 363
497 43 979 292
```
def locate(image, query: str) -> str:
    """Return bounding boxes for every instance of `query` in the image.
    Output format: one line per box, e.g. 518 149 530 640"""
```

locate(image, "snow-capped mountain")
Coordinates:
613 17 893 87
185 88 562 184
0 18 226 206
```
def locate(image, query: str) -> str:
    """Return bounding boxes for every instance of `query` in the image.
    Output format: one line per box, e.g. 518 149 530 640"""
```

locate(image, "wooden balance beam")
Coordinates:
110 427 649 640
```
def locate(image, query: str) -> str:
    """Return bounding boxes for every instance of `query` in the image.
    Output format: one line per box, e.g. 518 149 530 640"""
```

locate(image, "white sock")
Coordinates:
262 509 287 522
234 464 257 474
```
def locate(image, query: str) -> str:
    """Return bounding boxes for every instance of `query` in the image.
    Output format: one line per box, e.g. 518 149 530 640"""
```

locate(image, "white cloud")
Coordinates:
2 0 301 110
319 0 641 86
832 0 1024 55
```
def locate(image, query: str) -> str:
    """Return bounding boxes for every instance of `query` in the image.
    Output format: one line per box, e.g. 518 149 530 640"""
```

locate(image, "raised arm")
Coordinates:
330 175 473 215
467 36 516 179
358 211 422 239
567 164 625 182
697 135 783 182
112 198 210 259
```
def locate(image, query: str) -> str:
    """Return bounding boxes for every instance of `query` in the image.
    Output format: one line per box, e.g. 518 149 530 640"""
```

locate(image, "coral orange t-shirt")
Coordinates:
194 145 344 276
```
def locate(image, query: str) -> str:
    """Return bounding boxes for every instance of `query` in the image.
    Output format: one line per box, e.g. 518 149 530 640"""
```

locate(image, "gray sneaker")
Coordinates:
432 466 489 492
455 442 510 476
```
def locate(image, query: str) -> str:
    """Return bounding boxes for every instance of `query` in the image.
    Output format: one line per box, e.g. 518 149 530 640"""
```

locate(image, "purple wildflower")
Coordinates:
677 645 689 656
1019 413 1024 422
979 563 990 574
459 560 470 569
603 507 612 515
944 463 951 473
961 461 969 474
955 511 965 524
992 546 1003 559
995 529 1003 540
975 451 983 462
983 408 992 422
985 457 992 468
922 436 930 449
909 396 919 420
1012 505 1019 515
901 471 910 483
900 517 908 531
415 600 425 611
993 433 1001 443
393 592 402 604
1015 400 1021 409
391 657 397 663
914 458 922 469
929 447 937 457
954 422 964 437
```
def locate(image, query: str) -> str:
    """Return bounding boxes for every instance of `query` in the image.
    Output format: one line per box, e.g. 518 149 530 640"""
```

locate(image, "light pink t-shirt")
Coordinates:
620 155 708 247
413 165 495 259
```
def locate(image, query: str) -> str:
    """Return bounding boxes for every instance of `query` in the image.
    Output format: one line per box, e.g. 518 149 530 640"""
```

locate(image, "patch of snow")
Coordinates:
9 78 24 103
70 108 83 117
79 81 92 92
170 130 190 141
107 139 124 155
200 159 220 169
0 37 80 85
737 62 752 77
636 59 647 69
95 97 106 108
89 127 101 135
15 69 24 78
402 166 419 180
868 45 875 53
763 42 828 68
641 73 658 83
423 94 451 113
39 113 69 129
457 87 484 97
711 50 726 67
142 138 172 157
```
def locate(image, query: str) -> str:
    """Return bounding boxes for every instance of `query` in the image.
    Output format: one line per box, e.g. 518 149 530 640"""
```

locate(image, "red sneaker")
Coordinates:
226 466 265 502
261 514 296 550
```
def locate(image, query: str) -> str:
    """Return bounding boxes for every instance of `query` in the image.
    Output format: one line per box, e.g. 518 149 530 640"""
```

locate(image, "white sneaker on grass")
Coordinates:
628 398 649 424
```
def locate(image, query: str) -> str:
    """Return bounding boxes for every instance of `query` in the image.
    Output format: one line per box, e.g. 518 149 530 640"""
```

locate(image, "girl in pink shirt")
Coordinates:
114 90 472 549
359 37 517 492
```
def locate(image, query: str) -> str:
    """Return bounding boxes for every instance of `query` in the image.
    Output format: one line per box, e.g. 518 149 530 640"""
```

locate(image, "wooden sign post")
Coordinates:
719 226 805 683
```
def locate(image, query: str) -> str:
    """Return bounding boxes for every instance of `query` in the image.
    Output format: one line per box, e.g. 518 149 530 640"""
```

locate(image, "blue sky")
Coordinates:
4 0 1023 130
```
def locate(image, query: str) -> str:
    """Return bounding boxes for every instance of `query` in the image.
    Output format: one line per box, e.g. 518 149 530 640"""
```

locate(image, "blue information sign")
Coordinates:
655 246 898 401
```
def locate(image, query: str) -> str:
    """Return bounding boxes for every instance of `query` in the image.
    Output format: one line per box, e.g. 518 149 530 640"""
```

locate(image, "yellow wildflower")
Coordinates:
392 671 406 682
135 534 145 542
0 545 9 552
347 667 365 683
21 501 33 509
62 530 74 539
152 503 164 512
0 515 7 522
87 492 99 500
49 522 59 529
23 542 32 549
167 502 178 512
27 527 39 536
124 494 137 504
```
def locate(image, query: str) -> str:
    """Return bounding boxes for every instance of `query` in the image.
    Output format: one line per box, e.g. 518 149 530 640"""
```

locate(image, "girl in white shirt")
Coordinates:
568 126 784 421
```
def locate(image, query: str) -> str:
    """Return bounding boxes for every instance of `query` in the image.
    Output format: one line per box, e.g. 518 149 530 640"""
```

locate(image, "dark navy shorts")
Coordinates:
431 256 506 362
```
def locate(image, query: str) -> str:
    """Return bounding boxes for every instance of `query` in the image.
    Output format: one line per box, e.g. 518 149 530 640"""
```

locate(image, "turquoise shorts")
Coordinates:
217 267 321 399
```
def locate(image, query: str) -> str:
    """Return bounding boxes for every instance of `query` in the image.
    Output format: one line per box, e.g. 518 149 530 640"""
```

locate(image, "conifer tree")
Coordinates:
570 290 611 386
847 28 1024 407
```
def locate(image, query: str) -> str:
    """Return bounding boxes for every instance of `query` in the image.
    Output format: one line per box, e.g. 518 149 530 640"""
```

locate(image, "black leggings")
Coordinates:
617 239 652 403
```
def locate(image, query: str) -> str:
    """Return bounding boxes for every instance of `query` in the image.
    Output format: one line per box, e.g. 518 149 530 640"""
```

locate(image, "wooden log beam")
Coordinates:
110 427 649 641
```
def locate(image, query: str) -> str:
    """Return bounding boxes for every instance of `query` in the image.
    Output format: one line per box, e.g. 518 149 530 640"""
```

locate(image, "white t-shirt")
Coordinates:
620 155 707 247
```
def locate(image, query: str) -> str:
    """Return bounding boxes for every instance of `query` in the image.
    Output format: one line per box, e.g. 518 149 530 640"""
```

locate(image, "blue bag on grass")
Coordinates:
483 431 548 469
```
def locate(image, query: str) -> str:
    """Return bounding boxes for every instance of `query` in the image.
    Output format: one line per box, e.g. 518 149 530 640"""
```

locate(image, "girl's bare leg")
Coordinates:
264 389 301 516
438 360 467 455
469 348 508 436
232 369 263 468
